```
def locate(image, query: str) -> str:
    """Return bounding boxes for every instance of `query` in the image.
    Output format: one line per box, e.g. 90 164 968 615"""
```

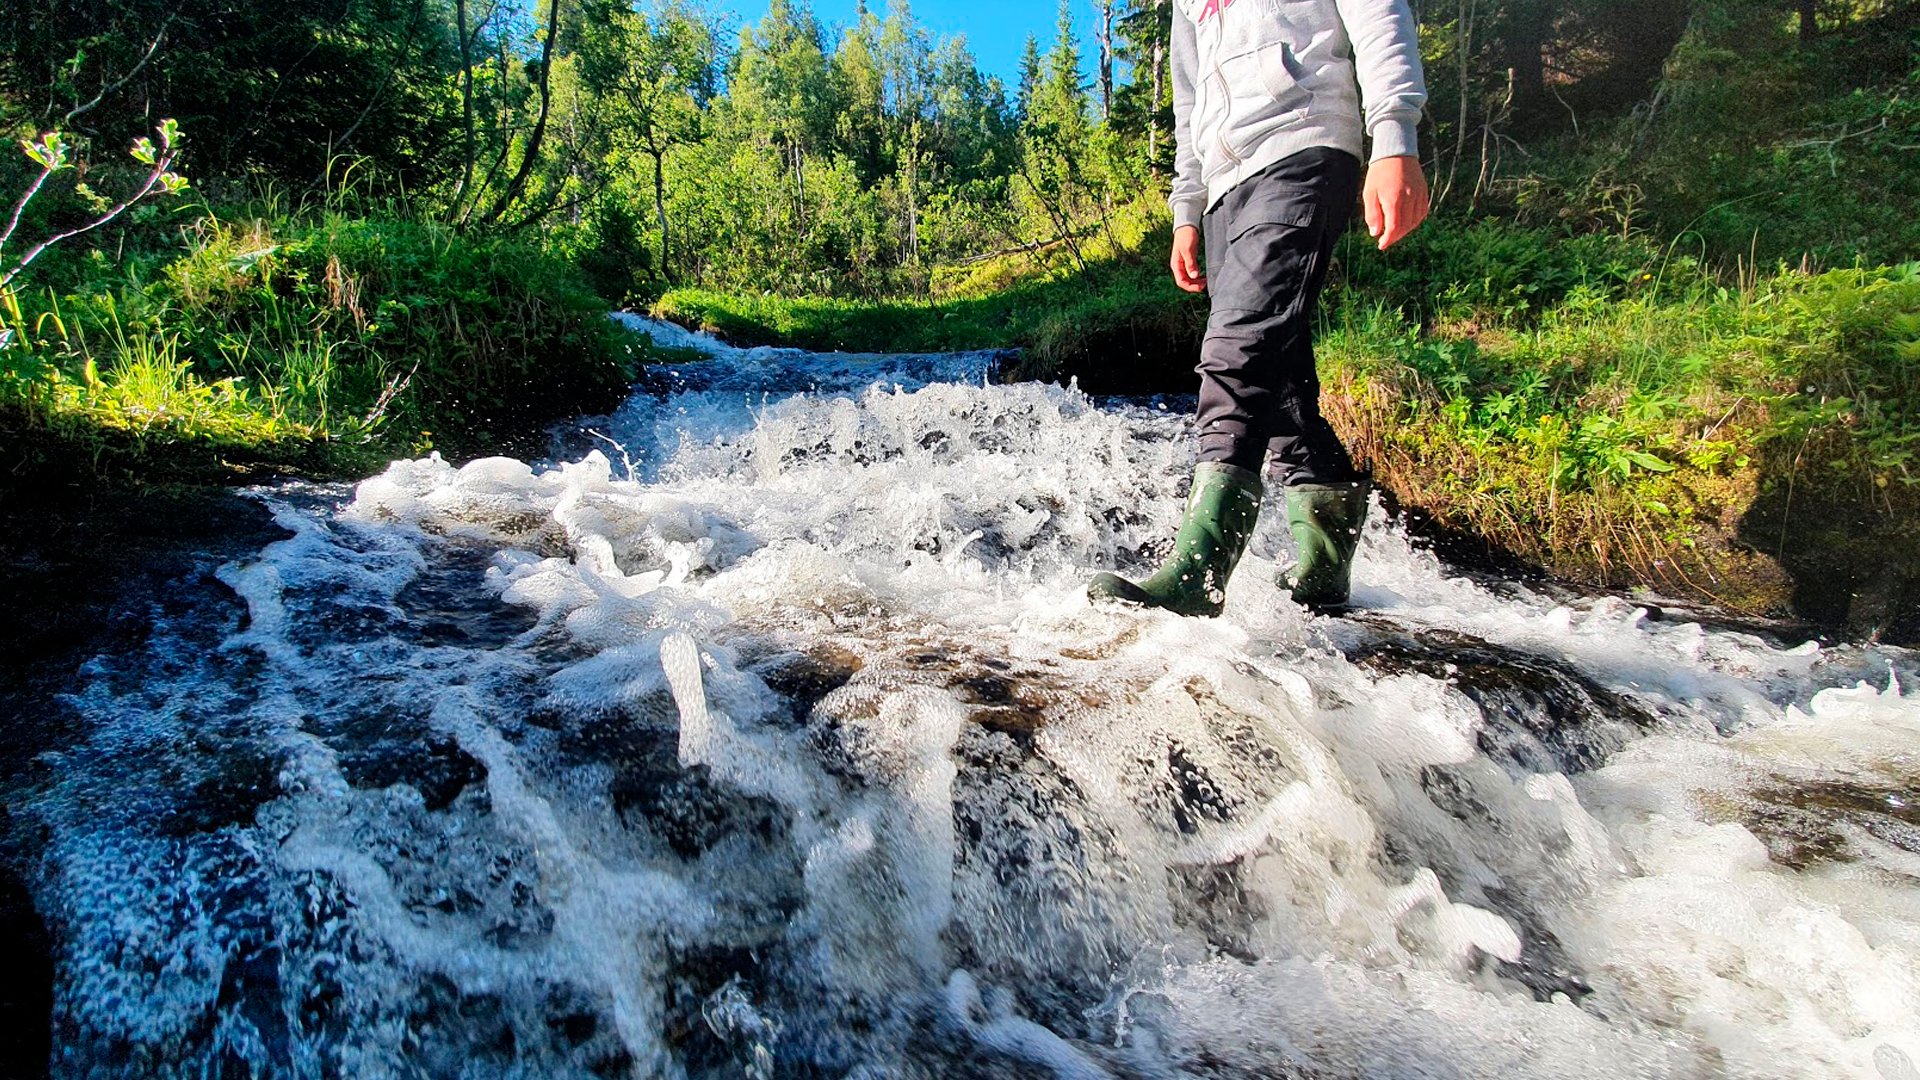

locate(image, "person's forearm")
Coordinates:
1333 0 1428 161
1168 14 1206 231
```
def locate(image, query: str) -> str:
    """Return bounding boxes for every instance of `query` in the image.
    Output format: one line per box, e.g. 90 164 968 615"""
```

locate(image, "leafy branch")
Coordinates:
0 119 190 293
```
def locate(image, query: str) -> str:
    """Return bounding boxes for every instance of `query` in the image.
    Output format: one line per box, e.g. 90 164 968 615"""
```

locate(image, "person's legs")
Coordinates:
1200 147 1373 610
1194 147 1363 485
1090 147 1366 616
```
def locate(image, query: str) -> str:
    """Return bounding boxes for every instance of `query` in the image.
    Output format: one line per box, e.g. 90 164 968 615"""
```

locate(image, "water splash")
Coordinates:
23 320 1920 1077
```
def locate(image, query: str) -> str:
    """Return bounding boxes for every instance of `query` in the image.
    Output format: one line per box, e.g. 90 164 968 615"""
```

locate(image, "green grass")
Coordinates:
1 204 664 489
654 209 1690 384
656 259 1197 374
1316 260 1920 612
1326 261 1920 494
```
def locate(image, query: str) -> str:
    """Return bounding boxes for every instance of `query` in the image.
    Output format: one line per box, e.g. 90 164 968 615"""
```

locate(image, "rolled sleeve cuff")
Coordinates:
1171 195 1206 231
1368 114 1420 161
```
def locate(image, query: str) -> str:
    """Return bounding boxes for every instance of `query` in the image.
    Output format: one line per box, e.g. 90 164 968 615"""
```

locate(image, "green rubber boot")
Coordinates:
1088 462 1263 618
1277 480 1370 611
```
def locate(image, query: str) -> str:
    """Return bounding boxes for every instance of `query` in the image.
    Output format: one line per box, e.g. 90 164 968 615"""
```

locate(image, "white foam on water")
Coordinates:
27 320 1920 1077
946 969 1117 1079
617 313 740 358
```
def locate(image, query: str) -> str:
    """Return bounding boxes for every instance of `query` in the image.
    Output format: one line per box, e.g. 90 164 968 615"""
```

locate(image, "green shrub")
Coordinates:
1331 221 1678 326
1490 0 1920 272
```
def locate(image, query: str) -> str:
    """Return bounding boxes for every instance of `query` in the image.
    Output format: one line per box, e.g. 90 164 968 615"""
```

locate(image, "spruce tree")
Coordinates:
1015 33 1042 121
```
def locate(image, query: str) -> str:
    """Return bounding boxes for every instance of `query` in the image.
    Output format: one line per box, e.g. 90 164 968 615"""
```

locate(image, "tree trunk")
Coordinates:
1437 0 1474 208
567 111 583 227
483 0 563 226
453 0 476 219
906 125 921 265
792 143 806 229
464 29 518 223
1798 0 1817 45
1148 0 1164 164
1097 0 1115 121
1500 0 1551 132
652 145 670 281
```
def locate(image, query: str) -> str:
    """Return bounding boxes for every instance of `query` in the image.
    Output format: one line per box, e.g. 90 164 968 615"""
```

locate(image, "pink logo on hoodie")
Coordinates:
1197 0 1237 22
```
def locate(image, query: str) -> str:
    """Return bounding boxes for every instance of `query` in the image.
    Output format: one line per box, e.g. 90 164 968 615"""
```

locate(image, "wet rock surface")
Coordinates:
1334 617 1665 776
1726 777 1920 872
0 484 296 1079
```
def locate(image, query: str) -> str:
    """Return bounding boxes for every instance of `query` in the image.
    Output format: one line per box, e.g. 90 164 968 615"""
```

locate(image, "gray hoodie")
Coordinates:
1169 0 1427 230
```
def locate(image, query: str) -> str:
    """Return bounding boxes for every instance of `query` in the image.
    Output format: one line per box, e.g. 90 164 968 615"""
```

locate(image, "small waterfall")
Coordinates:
18 318 1920 1078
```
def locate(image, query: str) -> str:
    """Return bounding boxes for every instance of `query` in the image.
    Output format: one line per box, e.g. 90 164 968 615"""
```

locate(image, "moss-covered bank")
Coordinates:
1318 263 1920 638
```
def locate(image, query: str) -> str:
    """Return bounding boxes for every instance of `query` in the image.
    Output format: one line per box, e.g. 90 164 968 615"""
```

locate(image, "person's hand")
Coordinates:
1170 224 1206 293
1362 155 1429 251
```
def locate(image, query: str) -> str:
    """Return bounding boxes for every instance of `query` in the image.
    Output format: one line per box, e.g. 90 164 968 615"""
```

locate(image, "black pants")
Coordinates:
1195 146 1363 486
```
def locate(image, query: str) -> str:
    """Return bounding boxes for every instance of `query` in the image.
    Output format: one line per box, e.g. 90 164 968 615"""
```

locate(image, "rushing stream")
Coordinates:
18 316 1920 1078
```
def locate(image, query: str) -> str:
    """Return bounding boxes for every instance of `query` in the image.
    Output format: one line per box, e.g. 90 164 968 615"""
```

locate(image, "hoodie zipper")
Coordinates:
1207 68 1244 167
1217 131 1244 167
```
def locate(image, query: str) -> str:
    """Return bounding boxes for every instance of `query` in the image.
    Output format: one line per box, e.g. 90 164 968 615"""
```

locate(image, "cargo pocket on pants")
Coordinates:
1212 190 1319 316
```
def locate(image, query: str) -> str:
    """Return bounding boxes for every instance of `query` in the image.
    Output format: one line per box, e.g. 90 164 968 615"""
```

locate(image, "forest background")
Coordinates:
1 0 1917 634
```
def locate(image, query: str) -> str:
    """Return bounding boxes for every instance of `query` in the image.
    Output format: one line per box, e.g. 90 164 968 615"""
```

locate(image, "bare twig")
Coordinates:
361 357 422 430
0 159 58 256
1549 79 1578 137
502 173 619 234
1783 116 1889 177
1470 67 1514 211
949 222 1108 266
2 174 169 290
1697 396 1747 443
64 11 178 123
1015 159 1085 272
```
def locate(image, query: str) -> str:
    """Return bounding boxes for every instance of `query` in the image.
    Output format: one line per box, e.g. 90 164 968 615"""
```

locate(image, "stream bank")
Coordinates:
645 308 1919 646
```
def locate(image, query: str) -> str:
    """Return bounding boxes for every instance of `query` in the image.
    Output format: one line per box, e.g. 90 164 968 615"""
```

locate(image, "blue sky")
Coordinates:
719 0 1094 90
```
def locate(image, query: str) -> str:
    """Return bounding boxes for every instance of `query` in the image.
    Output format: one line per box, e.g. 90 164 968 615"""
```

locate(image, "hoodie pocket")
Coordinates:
1206 40 1316 168
1253 39 1316 117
